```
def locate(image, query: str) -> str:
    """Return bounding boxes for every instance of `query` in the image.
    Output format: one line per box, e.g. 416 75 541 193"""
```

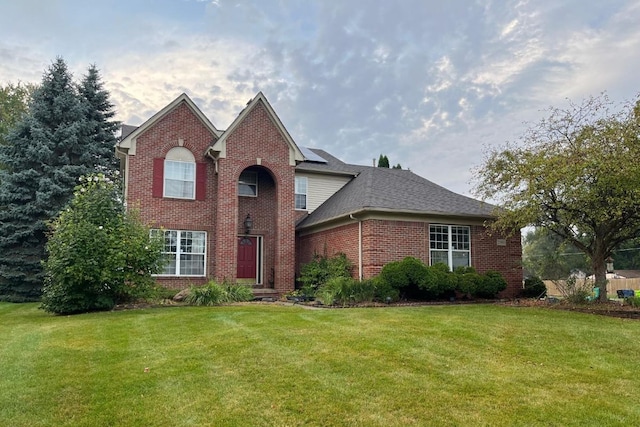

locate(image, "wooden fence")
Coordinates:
544 278 640 297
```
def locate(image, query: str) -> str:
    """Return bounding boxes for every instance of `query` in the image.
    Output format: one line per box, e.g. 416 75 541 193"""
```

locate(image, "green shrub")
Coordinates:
421 263 457 298
372 277 400 303
474 270 507 298
315 281 339 306
297 252 353 292
521 276 547 298
41 173 163 315
378 257 429 298
151 286 178 301
625 296 640 307
377 260 406 290
452 266 481 298
315 277 381 306
345 279 376 304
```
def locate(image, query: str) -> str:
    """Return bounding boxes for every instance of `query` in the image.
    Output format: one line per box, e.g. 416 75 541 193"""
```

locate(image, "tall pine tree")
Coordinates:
0 58 118 301
78 64 120 171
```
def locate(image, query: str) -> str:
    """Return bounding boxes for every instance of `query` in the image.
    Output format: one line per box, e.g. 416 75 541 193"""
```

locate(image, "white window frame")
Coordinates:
295 176 307 210
164 160 195 199
429 224 471 270
152 229 207 276
238 171 258 197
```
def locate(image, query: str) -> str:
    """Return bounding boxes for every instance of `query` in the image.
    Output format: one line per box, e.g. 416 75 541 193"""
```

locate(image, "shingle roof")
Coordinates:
296 163 495 229
296 148 361 176
120 124 138 140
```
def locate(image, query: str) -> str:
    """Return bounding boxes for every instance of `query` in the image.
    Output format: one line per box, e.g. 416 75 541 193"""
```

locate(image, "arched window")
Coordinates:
164 147 195 199
153 147 207 200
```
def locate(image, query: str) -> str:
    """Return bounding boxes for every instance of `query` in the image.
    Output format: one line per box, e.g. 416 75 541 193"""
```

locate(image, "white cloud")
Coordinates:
1 0 639 197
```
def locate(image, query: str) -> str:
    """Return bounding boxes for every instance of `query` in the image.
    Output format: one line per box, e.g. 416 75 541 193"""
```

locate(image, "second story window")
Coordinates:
153 146 206 201
295 176 307 210
239 171 258 197
164 160 195 199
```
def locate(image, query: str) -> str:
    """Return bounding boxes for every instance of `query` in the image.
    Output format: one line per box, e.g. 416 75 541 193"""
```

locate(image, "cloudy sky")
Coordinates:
1 0 639 197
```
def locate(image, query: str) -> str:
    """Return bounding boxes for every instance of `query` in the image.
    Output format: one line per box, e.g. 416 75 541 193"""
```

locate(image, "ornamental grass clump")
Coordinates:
185 280 254 306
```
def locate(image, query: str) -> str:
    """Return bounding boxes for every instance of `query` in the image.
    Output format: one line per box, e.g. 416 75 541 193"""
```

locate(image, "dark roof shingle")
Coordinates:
297 164 495 229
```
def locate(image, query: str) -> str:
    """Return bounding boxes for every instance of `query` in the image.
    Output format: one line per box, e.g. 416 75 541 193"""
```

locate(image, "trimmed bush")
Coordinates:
475 270 507 298
378 257 430 298
452 266 481 298
376 259 508 301
421 263 457 298
372 277 400 303
521 276 547 298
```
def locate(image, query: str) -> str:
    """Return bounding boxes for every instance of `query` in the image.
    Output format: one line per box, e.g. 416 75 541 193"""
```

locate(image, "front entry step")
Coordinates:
252 288 280 301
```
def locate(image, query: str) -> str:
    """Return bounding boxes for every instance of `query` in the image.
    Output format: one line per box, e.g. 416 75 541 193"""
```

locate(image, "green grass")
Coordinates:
1 303 640 426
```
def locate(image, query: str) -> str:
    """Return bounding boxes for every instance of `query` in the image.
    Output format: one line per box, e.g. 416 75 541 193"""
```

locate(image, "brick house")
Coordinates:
116 92 523 298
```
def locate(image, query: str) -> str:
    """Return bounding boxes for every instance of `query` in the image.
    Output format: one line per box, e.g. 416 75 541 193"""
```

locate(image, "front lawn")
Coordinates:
1 302 639 426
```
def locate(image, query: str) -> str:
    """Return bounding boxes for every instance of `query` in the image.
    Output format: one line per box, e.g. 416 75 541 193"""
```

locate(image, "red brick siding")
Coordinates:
126 102 217 290
362 220 428 278
214 102 296 293
297 223 360 278
470 225 523 298
296 219 523 298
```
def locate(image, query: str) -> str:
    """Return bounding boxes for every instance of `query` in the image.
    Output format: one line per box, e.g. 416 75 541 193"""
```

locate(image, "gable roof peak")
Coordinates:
206 91 305 165
116 93 220 155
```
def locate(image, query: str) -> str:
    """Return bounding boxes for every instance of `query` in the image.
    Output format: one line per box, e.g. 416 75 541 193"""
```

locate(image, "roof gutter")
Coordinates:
297 207 496 232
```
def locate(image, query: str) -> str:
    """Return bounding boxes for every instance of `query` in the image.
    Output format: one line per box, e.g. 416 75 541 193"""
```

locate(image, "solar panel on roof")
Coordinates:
300 146 327 163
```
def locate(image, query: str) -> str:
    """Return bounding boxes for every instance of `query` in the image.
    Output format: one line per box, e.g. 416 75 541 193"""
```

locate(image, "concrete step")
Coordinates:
252 288 281 301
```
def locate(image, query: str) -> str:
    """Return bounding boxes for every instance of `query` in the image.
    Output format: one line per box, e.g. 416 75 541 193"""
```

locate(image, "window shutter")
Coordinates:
152 158 164 198
195 162 207 201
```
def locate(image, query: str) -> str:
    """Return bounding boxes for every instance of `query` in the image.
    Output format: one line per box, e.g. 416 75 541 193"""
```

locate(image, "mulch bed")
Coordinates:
502 298 640 319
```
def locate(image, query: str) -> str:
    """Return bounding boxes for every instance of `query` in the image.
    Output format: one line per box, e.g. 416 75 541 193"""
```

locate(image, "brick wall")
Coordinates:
215 101 296 293
296 219 523 298
126 101 217 289
470 225 523 298
297 223 360 278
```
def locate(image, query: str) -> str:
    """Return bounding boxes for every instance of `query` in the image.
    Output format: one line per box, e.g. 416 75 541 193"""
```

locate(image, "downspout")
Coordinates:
114 146 129 207
349 214 363 280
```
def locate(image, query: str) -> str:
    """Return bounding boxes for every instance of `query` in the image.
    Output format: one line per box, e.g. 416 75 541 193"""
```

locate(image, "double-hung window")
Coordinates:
295 176 307 210
429 224 470 270
153 229 206 276
164 160 195 199
238 171 258 196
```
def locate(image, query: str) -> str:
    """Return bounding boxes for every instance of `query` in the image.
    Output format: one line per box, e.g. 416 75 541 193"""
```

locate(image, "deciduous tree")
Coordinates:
0 82 34 146
474 93 640 301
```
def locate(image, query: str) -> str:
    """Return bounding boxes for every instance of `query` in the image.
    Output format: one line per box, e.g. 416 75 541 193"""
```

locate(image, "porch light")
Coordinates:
243 214 253 235
606 256 614 273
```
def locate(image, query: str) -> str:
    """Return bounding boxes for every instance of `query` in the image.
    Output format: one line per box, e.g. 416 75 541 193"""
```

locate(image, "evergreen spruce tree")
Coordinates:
77 64 120 171
0 58 118 301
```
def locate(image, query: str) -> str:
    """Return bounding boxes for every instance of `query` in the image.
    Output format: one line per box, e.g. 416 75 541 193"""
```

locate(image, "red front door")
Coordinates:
237 237 257 279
